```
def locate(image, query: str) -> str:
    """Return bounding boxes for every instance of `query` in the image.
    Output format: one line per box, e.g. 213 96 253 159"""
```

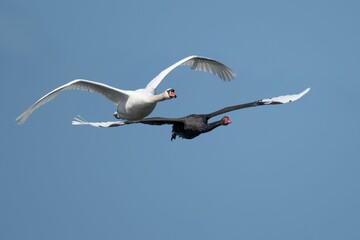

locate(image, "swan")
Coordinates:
73 88 310 140
16 55 236 124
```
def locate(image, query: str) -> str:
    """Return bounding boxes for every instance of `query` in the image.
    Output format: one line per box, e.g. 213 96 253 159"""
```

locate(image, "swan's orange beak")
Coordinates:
168 90 177 98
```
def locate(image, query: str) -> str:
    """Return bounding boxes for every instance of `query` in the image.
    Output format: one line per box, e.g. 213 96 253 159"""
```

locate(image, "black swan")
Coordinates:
73 88 310 140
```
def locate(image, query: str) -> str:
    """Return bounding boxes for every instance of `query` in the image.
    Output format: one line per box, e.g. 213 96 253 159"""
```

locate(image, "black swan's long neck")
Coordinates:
202 120 224 133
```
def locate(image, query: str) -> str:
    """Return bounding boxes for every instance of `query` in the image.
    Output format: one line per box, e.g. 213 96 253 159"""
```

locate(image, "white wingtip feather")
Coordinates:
262 87 310 104
72 116 126 128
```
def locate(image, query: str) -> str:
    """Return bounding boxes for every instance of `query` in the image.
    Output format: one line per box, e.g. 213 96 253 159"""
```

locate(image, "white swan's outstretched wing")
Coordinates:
146 55 236 90
16 79 129 124
261 87 310 104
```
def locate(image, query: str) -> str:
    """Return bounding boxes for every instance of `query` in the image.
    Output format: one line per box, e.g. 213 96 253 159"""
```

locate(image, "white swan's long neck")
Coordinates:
150 91 170 102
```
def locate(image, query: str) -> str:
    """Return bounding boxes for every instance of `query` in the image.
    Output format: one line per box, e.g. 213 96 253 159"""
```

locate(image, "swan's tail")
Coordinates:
72 115 126 128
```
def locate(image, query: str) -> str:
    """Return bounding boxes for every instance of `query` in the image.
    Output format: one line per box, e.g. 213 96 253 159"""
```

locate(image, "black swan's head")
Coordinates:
221 116 231 125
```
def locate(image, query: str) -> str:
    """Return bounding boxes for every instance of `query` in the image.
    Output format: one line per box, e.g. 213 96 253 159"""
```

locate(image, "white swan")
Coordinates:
16 55 236 124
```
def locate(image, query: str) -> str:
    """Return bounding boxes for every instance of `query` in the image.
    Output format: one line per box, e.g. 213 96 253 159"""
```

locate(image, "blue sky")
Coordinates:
1 0 359 239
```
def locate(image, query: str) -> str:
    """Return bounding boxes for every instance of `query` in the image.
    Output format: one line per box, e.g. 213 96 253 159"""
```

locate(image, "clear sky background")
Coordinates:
1 0 359 239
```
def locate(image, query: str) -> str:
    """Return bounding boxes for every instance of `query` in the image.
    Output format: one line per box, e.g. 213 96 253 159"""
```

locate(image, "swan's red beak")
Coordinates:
224 116 231 125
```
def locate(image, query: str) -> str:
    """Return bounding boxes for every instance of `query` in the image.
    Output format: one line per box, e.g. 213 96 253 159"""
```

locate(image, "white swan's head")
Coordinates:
165 88 177 99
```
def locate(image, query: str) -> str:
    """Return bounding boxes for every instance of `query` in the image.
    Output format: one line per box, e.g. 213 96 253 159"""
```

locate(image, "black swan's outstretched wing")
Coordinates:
72 116 184 128
205 88 310 119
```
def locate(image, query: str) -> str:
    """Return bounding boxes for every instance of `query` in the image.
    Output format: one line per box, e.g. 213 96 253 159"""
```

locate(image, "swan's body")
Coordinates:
16 55 236 124
73 88 310 140
113 88 170 120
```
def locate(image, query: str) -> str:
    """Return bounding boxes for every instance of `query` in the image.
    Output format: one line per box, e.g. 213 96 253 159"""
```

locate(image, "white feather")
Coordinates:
72 116 126 128
145 55 236 89
261 88 310 104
